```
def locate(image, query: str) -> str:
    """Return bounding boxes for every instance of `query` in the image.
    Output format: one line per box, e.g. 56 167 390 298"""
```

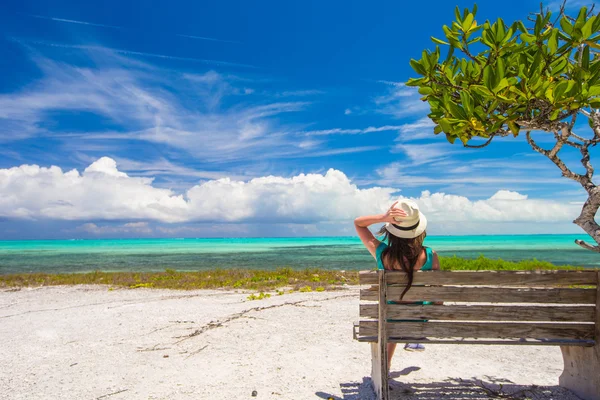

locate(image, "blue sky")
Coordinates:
0 0 596 239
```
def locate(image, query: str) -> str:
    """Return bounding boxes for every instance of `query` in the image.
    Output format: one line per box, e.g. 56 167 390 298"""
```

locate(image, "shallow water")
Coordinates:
0 235 598 274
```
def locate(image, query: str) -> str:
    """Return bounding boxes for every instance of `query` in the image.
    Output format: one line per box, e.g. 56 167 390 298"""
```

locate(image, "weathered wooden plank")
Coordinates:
359 270 598 286
376 270 389 400
360 286 597 304
356 336 596 346
359 321 595 340
359 304 596 322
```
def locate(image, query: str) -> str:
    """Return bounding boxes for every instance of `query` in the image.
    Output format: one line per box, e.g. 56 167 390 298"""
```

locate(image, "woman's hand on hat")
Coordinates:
383 205 407 223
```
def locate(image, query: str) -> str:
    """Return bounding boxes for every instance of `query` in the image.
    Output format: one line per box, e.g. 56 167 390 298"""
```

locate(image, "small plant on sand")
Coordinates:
299 286 313 292
247 292 271 301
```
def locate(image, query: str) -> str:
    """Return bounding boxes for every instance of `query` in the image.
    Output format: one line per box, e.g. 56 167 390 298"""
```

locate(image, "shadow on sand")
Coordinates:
315 372 580 400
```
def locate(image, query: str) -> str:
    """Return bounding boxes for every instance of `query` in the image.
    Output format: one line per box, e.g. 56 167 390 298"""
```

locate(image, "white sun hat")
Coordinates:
385 199 428 239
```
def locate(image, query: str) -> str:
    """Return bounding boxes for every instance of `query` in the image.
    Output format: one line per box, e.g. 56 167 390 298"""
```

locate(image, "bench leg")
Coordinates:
559 344 600 400
370 342 389 400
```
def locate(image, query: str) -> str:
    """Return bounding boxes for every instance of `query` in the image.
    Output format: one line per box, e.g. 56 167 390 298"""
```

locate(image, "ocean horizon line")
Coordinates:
0 232 588 242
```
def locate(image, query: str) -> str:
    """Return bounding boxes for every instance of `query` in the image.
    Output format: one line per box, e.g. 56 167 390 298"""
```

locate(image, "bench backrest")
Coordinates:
357 270 599 345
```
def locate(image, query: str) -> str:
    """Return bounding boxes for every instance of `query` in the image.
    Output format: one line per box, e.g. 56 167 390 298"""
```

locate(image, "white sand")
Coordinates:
0 286 580 400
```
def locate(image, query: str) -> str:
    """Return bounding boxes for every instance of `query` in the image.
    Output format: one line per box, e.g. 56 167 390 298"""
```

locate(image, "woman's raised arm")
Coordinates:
354 204 406 258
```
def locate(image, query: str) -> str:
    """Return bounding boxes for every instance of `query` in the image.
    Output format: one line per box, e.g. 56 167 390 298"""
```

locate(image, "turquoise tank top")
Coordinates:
375 242 433 271
375 242 433 308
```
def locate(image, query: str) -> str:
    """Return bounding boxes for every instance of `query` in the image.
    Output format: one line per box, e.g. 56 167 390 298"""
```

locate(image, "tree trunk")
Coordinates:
574 186 600 252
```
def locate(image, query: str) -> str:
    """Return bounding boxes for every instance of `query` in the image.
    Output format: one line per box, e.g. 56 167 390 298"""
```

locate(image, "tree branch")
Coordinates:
574 239 600 252
525 131 587 183
463 134 495 148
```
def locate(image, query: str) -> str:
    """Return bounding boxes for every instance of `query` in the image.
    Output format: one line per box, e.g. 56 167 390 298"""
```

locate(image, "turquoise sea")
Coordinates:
0 235 599 274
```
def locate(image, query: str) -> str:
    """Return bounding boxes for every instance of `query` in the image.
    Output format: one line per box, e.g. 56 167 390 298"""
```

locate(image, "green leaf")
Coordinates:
438 118 452 133
582 16 595 39
529 51 542 77
447 101 468 120
560 17 573 35
418 86 433 95
507 121 520 137
549 109 561 121
471 85 493 97
431 36 449 45
497 57 505 79
520 33 536 43
454 6 462 22
590 100 600 108
554 81 568 99
550 57 568 75
588 85 600 97
433 125 442 135
445 133 457 144
495 18 506 43
565 80 577 95
483 65 495 90
460 91 474 114
534 14 543 36
462 13 474 32
575 7 588 31
545 86 554 103
582 45 590 70
494 78 510 93
548 29 558 54
509 86 527 99
410 59 427 75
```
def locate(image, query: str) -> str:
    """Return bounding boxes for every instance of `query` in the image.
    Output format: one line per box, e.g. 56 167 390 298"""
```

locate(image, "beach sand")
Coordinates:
0 285 581 400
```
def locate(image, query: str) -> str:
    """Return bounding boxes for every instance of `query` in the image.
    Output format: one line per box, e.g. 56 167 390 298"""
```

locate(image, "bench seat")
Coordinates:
354 270 600 400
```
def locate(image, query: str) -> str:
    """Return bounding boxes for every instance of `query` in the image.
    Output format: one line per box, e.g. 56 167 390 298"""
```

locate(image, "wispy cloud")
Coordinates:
276 90 324 97
0 47 323 164
175 34 241 44
23 13 240 44
300 146 383 157
304 125 402 136
346 80 430 120
25 13 124 29
392 143 457 165
395 117 436 141
374 161 568 187
547 0 595 11
12 38 256 68
373 83 430 118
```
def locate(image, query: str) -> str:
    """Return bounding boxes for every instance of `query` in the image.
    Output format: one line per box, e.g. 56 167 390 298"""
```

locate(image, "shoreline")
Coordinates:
0 285 580 400
0 257 590 291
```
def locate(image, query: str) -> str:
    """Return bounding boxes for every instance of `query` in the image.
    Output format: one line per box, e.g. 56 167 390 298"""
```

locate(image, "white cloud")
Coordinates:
344 108 352 115
0 157 397 223
77 222 152 234
305 125 402 136
411 190 577 223
0 157 583 228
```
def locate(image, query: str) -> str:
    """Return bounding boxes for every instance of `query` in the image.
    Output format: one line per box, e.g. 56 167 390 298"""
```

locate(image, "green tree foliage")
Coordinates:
407 3 600 252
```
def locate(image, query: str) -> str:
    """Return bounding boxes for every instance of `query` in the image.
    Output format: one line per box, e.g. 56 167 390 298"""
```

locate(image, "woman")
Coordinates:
354 199 439 368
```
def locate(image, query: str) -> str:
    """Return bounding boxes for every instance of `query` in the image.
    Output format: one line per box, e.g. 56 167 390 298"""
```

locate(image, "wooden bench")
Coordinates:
353 270 600 400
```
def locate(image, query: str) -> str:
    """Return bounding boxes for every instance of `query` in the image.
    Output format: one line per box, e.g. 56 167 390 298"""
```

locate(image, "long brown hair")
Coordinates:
377 226 426 300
